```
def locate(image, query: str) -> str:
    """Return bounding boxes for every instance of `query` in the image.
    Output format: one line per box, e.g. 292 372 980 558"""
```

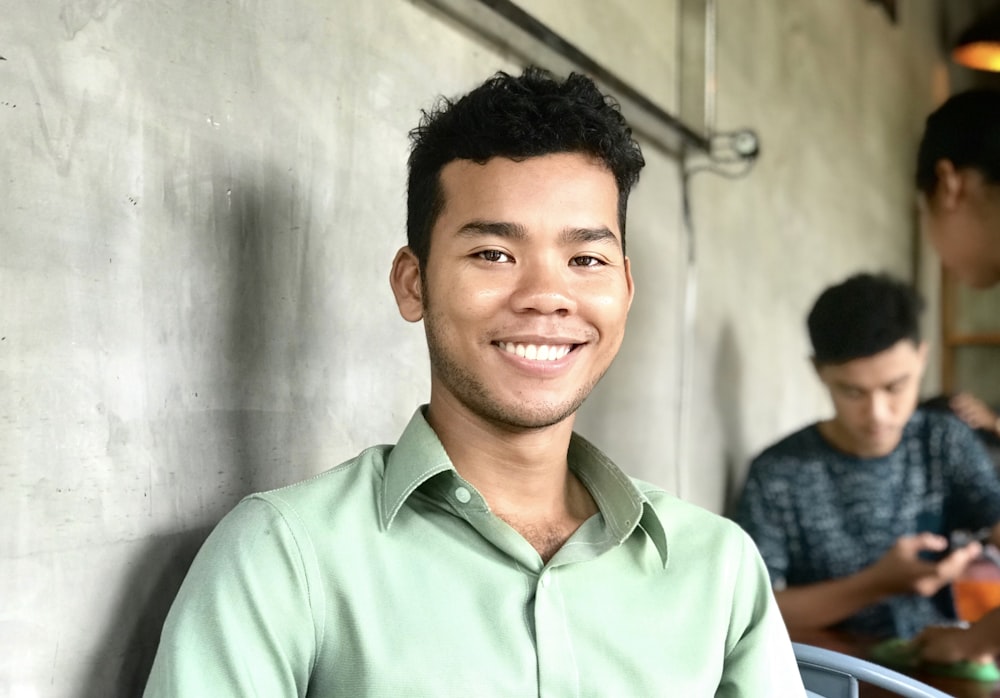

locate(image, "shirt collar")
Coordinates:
381 406 669 566
380 407 454 529
568 431 669 567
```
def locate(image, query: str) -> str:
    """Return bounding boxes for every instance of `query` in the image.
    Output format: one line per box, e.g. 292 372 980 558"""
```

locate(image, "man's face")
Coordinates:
918 168 1000 289
816 339 927 458
394 152 633 432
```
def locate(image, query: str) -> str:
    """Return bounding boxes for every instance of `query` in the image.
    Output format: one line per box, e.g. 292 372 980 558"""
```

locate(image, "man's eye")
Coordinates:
571 255 604 267
476 250 511 263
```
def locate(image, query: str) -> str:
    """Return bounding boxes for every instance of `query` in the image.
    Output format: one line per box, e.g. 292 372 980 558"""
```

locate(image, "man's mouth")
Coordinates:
496 341 575 361
865 426 894 438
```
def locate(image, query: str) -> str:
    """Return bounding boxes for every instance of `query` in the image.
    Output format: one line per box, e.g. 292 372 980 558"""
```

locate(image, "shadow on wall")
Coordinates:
218 156 331 492
713 321 746 517
82 527 212 698
82 155 325 696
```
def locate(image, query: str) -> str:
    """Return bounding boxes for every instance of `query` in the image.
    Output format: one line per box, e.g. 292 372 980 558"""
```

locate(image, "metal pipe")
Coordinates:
674 0 717 500
420 0 712 158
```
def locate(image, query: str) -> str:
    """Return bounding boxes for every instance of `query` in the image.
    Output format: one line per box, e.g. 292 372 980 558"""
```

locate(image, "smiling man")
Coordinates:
144 67 802 696
735 272 1000 640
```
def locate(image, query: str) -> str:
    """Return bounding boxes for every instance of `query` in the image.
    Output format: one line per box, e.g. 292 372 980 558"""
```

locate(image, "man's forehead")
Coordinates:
437 152 613 180
823 359 919 388
433 154 621 229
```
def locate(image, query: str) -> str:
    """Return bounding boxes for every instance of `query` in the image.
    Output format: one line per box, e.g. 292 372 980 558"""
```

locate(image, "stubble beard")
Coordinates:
422 307 608 432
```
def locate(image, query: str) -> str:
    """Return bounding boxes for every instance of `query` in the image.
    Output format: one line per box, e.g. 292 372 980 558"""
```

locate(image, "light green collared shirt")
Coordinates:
145 407 804 696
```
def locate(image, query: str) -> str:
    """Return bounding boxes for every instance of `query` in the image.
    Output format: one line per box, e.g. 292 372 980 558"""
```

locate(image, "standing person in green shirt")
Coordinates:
915 88 1000 665
144 66 803 697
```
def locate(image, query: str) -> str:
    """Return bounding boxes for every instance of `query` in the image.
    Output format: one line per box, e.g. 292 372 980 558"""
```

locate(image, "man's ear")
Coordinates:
389 246 424 322
933 159 963 210
623 256 635 311
916 340 930 371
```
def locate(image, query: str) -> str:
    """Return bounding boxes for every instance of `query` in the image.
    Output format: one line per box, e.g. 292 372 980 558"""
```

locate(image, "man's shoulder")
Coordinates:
633 478 746 540
910 407 976 438
907 408 995 467
247 444 393 519
748 423 824 472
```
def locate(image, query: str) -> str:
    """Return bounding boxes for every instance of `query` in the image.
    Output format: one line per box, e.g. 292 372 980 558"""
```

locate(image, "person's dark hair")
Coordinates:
807 272 924 365
406 66 645 268
916 88 1000 196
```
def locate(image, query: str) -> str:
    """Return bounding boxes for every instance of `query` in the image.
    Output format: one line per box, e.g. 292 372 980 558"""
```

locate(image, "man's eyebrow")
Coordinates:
884 373 910 388
832 380 864 392
454 221 620 246
833 372 910 392
560 226 619 245
455 221 526 239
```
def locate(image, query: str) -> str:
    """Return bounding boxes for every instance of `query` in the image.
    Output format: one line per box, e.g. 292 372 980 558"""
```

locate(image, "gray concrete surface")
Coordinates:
0 0 954 694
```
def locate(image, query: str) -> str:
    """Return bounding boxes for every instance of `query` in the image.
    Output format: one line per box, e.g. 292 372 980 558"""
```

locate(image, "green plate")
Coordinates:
869 637 1000 683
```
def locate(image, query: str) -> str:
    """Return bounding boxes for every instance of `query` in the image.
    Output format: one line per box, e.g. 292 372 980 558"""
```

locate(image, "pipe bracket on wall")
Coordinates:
419 0 712 159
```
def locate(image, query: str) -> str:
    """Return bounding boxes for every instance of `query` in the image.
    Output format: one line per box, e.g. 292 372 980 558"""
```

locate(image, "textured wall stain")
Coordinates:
26 53 91 176
60 0 123 39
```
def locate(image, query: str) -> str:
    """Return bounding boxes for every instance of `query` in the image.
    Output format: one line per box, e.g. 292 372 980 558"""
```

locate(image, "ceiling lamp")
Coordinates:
953 7 1000 72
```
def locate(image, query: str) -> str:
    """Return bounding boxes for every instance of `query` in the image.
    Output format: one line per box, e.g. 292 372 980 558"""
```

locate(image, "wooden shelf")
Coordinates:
946 333 1000 347
940 268 1000 393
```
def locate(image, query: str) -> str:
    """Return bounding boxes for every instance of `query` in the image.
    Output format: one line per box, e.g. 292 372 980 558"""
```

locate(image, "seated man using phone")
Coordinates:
735 273 1000 639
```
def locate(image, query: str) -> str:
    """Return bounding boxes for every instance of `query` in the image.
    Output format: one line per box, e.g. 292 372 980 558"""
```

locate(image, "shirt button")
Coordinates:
454 486 471 503
539 572 550 588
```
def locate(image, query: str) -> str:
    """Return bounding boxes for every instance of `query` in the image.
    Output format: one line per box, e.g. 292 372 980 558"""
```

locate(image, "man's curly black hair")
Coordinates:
406 66 645 268
807 272 924 365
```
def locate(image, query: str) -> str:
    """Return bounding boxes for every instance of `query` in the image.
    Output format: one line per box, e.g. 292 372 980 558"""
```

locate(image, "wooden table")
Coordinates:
791 628 1000 697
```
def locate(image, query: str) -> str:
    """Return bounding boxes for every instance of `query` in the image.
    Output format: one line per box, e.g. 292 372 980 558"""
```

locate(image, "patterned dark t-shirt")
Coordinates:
735 409 1000 639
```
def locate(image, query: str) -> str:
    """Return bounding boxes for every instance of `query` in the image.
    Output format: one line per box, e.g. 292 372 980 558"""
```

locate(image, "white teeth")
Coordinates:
498 342 572 361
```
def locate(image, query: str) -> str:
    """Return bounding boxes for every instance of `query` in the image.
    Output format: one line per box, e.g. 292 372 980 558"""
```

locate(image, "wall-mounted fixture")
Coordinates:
420 0 713 159
953 6 1000 72
866 0 898 25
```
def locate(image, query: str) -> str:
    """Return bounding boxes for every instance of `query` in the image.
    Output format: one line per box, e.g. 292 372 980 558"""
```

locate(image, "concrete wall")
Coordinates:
0 1 945 695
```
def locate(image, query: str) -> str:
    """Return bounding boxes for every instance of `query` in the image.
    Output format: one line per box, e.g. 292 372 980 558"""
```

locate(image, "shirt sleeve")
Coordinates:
733 459 790 587
942 419 1000 531
144 496 323 698
716 528 806 697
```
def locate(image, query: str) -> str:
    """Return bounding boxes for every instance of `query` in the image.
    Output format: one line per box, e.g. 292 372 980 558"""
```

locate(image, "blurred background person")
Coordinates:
917 89 1000 289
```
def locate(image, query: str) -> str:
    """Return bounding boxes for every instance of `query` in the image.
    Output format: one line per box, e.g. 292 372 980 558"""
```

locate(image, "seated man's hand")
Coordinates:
950 392 999 432
914 624 995 664
870 533 981 597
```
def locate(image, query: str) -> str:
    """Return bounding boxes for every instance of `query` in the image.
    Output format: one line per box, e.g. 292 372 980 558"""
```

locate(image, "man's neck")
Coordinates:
816 418 900 459
816 420 853 455
987 204 1000 277
426 398 578 508
425 399 598 560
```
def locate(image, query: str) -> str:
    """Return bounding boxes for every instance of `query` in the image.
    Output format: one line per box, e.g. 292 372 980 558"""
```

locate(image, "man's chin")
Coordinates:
949 260 1000 289
861 433 902 457
968 271 1000 289
486 403 580 432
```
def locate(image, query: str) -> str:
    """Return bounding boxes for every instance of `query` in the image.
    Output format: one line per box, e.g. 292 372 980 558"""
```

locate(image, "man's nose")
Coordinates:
866 393 891 421
510 259 576 315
